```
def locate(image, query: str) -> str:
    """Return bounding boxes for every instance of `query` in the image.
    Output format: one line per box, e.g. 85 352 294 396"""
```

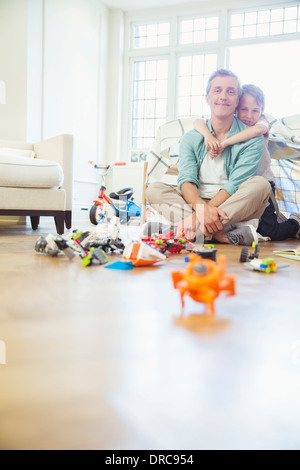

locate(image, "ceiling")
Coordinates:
102 0 194 11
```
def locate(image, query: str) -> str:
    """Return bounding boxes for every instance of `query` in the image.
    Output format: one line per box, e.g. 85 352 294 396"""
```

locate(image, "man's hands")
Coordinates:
175 202 229 239
203 203 228 237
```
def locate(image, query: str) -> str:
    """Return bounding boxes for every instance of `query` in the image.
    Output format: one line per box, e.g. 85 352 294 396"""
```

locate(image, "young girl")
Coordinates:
194 84 300 240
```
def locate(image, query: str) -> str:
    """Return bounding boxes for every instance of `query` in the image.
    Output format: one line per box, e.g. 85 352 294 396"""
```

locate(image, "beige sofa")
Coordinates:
0 134 73 234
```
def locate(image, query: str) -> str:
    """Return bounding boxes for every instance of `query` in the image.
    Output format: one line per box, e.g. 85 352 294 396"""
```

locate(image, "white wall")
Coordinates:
0 0 28 141
27 0 110 221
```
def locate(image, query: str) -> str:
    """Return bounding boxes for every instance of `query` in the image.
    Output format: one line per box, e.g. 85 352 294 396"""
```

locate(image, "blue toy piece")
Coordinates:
105 261 133 270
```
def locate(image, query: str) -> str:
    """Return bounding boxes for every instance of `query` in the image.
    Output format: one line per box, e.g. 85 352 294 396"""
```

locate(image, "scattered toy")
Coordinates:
141 229 194 255
81 247 108 267
34 217 124 266
105 261 134 270
239 242 260 263
192 244 217 261
171 254 235 315
123 241 166 266
239 243 289 273
35 234 75 259
243 257 289 273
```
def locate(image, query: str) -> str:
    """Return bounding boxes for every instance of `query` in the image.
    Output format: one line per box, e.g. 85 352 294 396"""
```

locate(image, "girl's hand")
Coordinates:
205 136 220 153
208 141 225 159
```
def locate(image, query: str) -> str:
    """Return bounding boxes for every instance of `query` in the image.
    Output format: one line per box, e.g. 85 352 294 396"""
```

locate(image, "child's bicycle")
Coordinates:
89 162 145 225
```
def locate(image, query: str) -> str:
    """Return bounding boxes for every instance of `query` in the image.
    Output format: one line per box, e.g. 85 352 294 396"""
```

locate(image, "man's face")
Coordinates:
206 75 239 119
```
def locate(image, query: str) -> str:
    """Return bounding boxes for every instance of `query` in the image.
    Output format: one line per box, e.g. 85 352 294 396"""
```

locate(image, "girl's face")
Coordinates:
237 94 262 127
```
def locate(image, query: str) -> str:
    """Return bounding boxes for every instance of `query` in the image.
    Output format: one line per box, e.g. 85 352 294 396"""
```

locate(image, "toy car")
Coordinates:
240 242 260 263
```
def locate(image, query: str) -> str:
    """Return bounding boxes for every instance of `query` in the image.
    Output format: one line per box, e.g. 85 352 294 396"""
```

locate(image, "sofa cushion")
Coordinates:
0 148 36 158
0 155 64 188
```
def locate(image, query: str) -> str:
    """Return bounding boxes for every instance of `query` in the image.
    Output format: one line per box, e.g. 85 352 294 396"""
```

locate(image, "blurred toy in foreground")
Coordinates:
141 229 194 255
172 254 235 315
123 241 166 266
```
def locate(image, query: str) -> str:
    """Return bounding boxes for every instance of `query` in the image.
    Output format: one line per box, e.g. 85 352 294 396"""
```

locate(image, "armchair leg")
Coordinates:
54 213 65 235
30 216 40 230
65 211 72 229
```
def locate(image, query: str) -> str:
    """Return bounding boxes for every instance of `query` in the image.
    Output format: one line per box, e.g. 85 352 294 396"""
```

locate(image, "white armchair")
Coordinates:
0 134 73 234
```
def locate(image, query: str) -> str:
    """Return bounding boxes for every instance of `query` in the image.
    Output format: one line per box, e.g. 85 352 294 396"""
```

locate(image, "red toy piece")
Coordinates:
171 254 235 315
141 229 193 255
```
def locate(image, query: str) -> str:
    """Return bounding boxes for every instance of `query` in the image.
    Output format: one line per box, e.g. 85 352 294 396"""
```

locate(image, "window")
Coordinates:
126 3 300 161
131 59 169 160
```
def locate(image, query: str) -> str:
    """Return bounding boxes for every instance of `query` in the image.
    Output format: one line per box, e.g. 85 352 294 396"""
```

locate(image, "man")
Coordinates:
144 69 271 246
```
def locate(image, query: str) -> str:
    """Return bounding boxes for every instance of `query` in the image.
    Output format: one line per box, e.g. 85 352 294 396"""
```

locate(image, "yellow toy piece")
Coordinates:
171 254 235 315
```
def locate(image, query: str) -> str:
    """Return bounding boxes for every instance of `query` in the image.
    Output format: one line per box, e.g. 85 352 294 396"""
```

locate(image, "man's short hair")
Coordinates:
206 69 241 97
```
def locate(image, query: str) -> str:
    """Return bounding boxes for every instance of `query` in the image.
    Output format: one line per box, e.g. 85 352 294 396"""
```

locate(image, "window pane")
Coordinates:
179 15 218 44
181 19 193 32
179 56 192 76
157 61 168 79
145 61 157 79
178 96 191 116
271 9 284 22
285 7 298 20
157 35 169 47
145 81 156 99
228 40 300 117
257 10 270 23
133 21 170 49
270 22 283 35
257 23 270 36
144 100 155 118
284 20 297 34
244 24 257 38
134 62 145 80
231 13 244 27
206 29 218 41
245 12 257 25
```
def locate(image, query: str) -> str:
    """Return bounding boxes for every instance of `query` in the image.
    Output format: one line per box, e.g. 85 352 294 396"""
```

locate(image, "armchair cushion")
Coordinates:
0 154 64 188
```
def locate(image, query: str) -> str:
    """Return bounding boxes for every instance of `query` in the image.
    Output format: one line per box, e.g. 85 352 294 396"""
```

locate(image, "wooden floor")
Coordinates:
0 218 300 450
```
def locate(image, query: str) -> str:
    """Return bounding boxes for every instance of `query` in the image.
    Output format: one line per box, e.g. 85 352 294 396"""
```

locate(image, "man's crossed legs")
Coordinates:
145 176 271 246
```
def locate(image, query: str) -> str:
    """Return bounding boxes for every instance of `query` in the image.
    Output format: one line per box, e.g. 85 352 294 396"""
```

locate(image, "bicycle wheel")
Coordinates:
90 204 106 225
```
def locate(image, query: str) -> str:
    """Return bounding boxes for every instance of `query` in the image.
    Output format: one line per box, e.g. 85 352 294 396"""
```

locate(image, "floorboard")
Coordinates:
0 218 300 450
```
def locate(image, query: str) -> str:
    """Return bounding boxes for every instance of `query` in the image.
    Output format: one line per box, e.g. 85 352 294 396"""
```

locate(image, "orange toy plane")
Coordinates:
171 254 235 315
